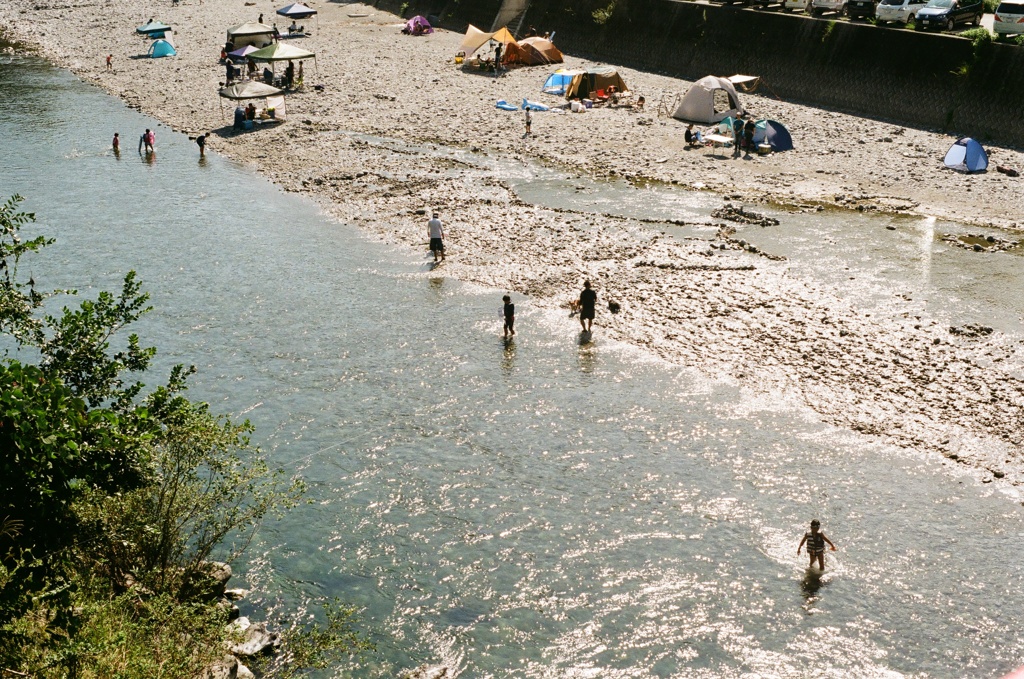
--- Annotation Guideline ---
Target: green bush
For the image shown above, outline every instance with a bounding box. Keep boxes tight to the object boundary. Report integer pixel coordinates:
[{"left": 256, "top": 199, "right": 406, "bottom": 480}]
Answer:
[
  {"left": 0, "top": 195, "right": 367, "bottom": 676},
  {"left": 960, "top": 26, "right": 994, "bottom": 46}
]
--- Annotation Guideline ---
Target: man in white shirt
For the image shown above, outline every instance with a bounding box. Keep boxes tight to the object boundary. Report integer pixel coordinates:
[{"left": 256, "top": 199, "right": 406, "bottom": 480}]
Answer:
[{"left": 427, "top": 212, "right": 445, "bottom": 262}]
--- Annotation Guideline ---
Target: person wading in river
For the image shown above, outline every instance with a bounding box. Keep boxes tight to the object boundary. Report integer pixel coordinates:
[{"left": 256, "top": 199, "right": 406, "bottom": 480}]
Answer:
[
  {"left": 427, "top": 212, "right": 445, "bottom": 262},
  {"left": 578, "top": 280, "right": 596, "bottom": 332},
  {"left": 797, "top": 519, "right": 837, "bottom": 571}
]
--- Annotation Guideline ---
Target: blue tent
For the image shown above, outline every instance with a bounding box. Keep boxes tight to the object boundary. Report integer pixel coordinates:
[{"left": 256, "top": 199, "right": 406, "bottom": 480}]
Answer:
[
  {"left": 148, "top": 39, "right": 177, "bottom": 58},
  {"left": 944, "top": 137, "right": 988, "bottom": 173},
  {"left": 759, "top": 119, "right": 794, "bottom": 152},
  {"left": 541, "top": 69, "right": 581, "bottom": 96}
]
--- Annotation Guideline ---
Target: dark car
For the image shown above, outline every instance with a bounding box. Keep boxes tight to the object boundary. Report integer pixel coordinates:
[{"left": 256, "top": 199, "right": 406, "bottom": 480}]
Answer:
[
  {"left": 914, "top": 0, "right": 983, "bottom": 29},
  {"left": 847, "top": 0, "right": 878, "bottom": 17}
]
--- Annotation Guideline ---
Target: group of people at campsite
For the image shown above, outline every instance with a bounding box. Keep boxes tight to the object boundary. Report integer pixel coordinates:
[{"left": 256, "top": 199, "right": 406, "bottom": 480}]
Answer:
[{"left": 685, "top": 115, "right": 761, "bottom": 157}]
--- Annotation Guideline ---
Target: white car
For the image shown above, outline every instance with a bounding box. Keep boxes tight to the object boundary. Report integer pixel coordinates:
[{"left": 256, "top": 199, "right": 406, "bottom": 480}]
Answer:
[
  {"left": 876, "top": 0, "right": 927, "bottom": 23},
  {"left": 811, "top": 0, "right": 848, "bottom": 15},
  {"left": 784, "top": 0, "right": 813, "bottom": 12},
  {"left": 994, "top": 0, "right": 1024, "bottom": 37}
]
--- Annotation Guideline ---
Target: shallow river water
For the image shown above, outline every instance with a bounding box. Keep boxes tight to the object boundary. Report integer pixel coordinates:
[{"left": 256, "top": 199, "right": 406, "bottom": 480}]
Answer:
[{"left": 3, "top": 57, "right": 1024, "bottom": 678}]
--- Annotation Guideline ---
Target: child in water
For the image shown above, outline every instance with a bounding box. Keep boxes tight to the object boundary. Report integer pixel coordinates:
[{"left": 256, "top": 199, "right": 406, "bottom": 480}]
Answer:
[
  {"left": 797, "top": 519, "right": 836, "bottom": 570},
  {"left": 502, "top": 294, "right": 515, "bottom": 338}
]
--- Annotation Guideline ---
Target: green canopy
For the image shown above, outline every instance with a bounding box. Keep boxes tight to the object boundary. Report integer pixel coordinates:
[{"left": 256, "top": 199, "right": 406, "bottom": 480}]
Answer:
[{"left": 248, "top": 42, "right": 315, "bottom": 61}]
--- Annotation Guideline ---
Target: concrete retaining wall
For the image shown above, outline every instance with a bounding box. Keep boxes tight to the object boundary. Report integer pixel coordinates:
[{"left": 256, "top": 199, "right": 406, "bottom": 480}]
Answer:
[{"left": 374, "top": 0, "right": 1024, "bottom": 145}]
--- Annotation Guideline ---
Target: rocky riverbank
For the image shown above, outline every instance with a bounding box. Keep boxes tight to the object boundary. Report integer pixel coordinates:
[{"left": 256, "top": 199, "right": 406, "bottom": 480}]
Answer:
[{"left": 1, "top": 0, "right": 1022, "bottom": 493}]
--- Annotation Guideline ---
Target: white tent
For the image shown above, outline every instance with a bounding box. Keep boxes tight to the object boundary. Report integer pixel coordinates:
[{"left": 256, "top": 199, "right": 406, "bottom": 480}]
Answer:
[{"left": 672, "top": 75, "right": 744, "bottom": 123}]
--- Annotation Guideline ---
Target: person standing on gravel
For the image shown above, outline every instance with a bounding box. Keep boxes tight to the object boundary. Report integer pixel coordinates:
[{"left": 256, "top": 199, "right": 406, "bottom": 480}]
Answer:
[
  {"left": 578, "top": 280, "right": 597, "bottom": 332},
  {"left": 732, "top": 116, "right": 744, "bottom": 158},
  {"left": 524, "top": 107, "right": 533, "bottom": 136},
  {"left": 427, "top": 212, "right": 445, "bottom": 262},
  {"left": 494, "top": 41, "right": 503, "bottom": 76}
]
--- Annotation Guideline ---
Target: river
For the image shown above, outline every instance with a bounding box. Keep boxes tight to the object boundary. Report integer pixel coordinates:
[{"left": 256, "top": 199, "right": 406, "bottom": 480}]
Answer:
[{"left": 2, "top": 54, "right": 1023, "bottom": 678}]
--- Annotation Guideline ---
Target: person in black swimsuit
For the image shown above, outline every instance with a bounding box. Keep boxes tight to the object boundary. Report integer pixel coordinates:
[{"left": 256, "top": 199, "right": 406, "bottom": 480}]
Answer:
[
  {"left": 578, "top": 280, "right": 597, "bottom": 332},
  {"left": 797, "top": 519, "right": 837, "bottom": 570}
]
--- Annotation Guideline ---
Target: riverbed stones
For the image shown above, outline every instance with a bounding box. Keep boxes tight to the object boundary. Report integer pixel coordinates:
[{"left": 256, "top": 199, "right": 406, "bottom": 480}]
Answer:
[{"left": 227, "top": 617, "right": 282, "bottom": 657}]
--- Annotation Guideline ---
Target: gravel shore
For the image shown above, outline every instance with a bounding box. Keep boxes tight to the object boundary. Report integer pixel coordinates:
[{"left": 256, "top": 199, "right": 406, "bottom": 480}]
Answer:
[{"left": 2, "top": 0, "right": 1023, "bottom": 493}]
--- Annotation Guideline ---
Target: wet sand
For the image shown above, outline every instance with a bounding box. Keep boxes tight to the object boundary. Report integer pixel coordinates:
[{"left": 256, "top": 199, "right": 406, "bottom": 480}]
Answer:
[{"left": 2, "top": 0, "right": 1023, "bottom": 491}]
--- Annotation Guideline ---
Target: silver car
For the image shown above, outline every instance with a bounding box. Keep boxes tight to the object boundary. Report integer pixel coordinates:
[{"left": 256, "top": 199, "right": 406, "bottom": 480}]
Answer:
[{"left": 876, "top": 0, "right": 927, "bottom": 23}]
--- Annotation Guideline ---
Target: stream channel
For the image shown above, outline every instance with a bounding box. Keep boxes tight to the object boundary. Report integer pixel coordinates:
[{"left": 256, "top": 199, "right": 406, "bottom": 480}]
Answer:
[{"left": 2, "top": 55, "right": 1024, "bottom": 678}]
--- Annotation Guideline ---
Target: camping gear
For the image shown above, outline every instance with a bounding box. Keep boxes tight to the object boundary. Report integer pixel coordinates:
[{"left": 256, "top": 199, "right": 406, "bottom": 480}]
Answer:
[
  {"left": 136, "top": 20, "right": 171, "bottom": 38},
  {"left": 522, "top": 98, "right": 549, "bottom": 111},
  {"left": 147, "top": 39, "right": 176, "bottom": 58},
  {"left": 276, "top": 2, "right": 317, "bottom": 18},
  {"left": 454, "top": 51, "right": 465, "bottom": 64},
  {"left": 517, "top": 37, "right": 562, "bottom": 65},
  {"left": 757, "top": 143, "right": 772, "bottom": 156},
  {"left": 542, "top": 69, "right": 582, "bottom": 95},
  {"left": 943, "top": 137, "right": 988, "bottom": 173},
  {"left": 562, "top": 67, "right": 628, "bottom": 99},
  {"left": 673, "top": 75, "right": 744, "bottom": 123},
  {"left": 403, "top": 15, "right": 433, "bottom": 35},
  {"left": 496, "top": 100, "right": 518, "bottom": 111}
]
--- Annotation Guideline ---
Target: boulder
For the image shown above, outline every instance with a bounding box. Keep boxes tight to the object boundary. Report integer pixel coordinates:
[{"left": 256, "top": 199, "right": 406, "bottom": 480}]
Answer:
[{"left": 226, "top": 617, "right": 281, "bottom": 657}]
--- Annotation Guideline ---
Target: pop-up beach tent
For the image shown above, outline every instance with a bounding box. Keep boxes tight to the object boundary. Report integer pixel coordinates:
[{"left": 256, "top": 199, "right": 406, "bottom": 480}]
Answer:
[
  {"left": 136, "top": 19, "right": 171, "bottom": 38},
  {"left": 753, "top": 119, "right": 794, "bottom": 151},
  {"left": 147, "top": 39, "right": 176, "bottom": 58},
  {"left": 227, "top": 22, "right": 276, "bottom": 48},
  {"left": 943, "top": 137, "right": 988, "bottom": 173},
  {"left": 518, "top": 37, "right": 562, "bottom": 65},
  {"left": 542, "top": 69, "right": 582, "bottom": 95},
  {"left": 403, "top": 15, "right": 433, "bottom": 35},
  {"left": 562, "top": 66, "right": 628, "bottom": 99},
  {"left": 673, "top": 75, "right": 744, "bottom": 123}
]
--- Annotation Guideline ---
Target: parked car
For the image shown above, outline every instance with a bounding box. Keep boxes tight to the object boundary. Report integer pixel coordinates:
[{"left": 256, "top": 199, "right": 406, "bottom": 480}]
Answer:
[
  {"left": 993, "top": 0, "right": 1024, "bottom": 37},
  {"left": 783, "top": 0, "right": 813, "bottom": 11},
  {"left": 847, "top": 0, "right": 878, "bottom": 17},
  {"left": 811, "top": 0, "right": 848, "bottom": 15},
  {"left": 914, "top": 0, "right": 983, "bottom": 30},
  {"left": 875, "top": 0, "right": 928, "bottom": 23}
]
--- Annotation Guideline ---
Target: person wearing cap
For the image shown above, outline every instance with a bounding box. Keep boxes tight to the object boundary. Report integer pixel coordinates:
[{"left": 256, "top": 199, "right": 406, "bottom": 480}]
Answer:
[
  {"left": 427, "top": 212, "right": 445, "bottom": 262},
  {"left": 797, "top": 519, "right": 837, "bottom": 570},
  {"left": 578, "top": 280, "right": 597, "bottom": 332}
]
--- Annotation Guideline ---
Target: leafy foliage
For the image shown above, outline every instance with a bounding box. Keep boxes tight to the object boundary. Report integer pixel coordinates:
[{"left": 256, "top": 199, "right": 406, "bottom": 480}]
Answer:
[{"left": 0, "top": 195, "right": 368, "bottom": 675}]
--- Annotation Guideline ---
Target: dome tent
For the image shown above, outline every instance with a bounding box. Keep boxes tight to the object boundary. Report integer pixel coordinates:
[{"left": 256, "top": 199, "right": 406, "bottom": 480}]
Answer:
[
  {"left": 148, "top": 39, "right": 176, "bottom": 58},
  {"left": 943, "top": 137, "right": 988, "bottom": 173},
  {"left": 673, "top": 75, "right": 744, "bottom": 124}
]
